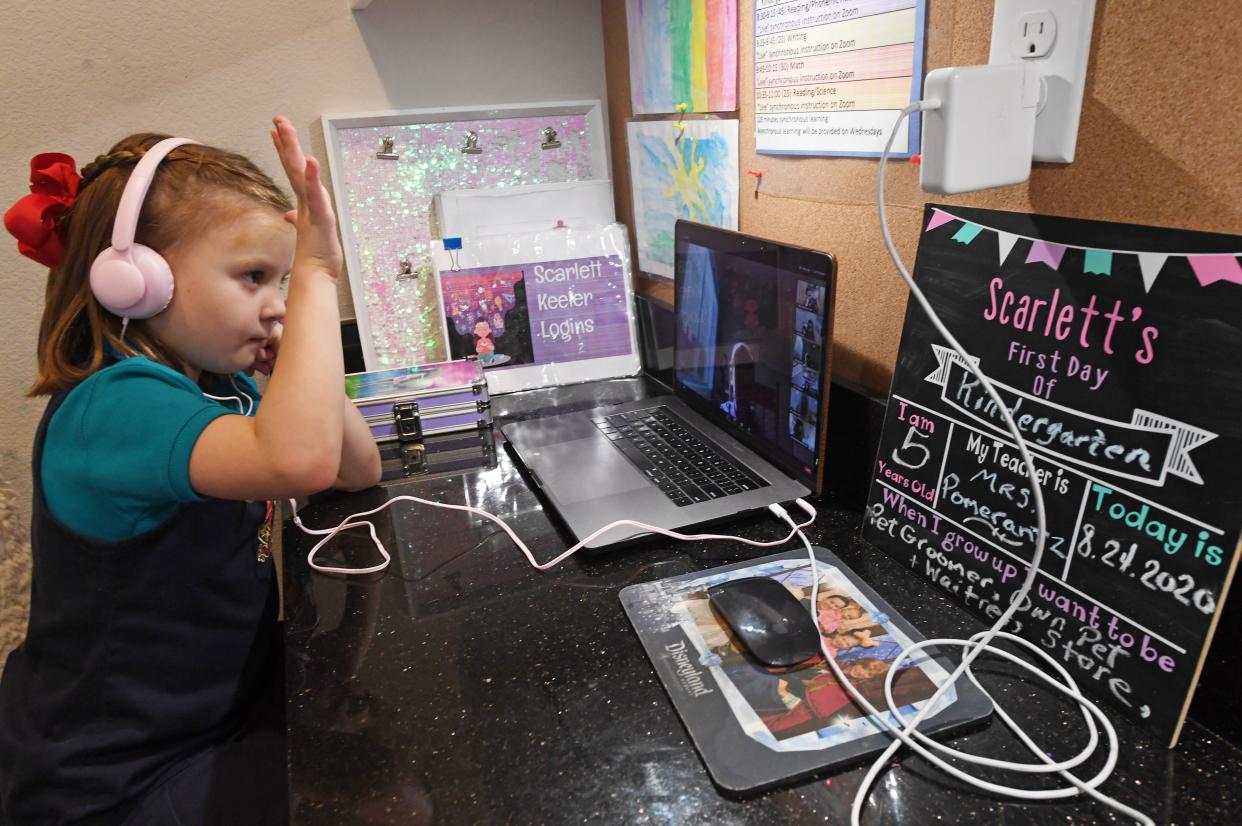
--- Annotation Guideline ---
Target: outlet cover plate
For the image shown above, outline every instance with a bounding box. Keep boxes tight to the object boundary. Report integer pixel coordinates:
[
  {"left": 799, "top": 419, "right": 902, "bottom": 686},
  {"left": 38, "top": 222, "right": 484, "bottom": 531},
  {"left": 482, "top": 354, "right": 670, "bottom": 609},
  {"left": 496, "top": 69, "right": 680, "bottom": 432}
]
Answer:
[{"left": 990, "top": 0, "right": 1096, "bottom": 163}]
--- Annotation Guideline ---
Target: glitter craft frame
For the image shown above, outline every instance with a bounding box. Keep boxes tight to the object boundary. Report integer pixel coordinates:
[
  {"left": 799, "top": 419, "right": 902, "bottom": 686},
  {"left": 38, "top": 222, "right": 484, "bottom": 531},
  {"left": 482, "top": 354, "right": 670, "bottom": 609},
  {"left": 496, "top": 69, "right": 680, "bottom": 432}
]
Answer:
[{"left": 322, "top": 101, "right": 609, "bottom": 371}]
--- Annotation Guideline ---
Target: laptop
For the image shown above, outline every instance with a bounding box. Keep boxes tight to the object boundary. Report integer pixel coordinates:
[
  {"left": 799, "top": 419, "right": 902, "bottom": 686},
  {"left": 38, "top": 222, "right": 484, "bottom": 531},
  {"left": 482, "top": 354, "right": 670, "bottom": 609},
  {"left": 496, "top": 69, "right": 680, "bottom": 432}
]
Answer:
[{"left": 502, "top": 220, "right": 836, "bottom": 549}]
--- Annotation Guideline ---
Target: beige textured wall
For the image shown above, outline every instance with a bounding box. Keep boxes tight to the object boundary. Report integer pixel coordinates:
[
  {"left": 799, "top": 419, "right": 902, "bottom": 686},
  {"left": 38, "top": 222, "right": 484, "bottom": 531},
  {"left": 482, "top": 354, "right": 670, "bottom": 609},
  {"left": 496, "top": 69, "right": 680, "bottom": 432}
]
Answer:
[
  {"left": 0, "top": 0, "right": 608, "bottom": 653},
  {"left": 604, "top": 0, "right": 1242, "bottom": 392}
]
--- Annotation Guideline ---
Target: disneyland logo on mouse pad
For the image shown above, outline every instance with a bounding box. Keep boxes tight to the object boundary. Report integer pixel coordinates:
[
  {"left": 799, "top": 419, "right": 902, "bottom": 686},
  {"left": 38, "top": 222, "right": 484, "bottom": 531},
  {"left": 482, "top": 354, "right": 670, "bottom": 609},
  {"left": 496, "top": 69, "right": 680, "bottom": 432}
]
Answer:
[{"left": 662, "top": 636, "right": 715, "bottom": 698}]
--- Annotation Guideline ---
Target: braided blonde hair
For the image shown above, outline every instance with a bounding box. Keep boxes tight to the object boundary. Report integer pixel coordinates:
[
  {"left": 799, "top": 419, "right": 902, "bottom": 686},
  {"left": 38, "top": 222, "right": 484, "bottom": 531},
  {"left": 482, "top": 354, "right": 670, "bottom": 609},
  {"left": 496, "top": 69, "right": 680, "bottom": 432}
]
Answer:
[{"left": 30, "top": 133, "right": 293, "bottom": 396}]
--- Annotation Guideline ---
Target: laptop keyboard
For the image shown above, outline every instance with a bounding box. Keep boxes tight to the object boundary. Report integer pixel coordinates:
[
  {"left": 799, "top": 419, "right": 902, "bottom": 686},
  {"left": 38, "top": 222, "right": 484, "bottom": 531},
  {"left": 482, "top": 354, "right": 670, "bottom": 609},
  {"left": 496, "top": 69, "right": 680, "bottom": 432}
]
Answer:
[{"left": 592, "top": 406, "right": 769, "bottom": 507}]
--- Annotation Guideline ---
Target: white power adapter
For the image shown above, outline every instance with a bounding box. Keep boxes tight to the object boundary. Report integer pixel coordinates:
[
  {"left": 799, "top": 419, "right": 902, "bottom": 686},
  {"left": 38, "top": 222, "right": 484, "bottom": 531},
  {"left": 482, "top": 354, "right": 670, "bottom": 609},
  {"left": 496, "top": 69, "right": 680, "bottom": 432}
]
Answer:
[{"left": 918, "top": 63, "right": 1041, "bottom": 195}]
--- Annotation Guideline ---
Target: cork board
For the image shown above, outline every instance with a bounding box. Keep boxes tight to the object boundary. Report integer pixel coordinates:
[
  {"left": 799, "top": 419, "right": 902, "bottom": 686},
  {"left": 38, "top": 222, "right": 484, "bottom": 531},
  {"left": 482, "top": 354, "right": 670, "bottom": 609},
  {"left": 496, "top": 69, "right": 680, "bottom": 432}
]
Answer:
[{"left": 603, "top": 0, "right": 1242, "bottom": 396}]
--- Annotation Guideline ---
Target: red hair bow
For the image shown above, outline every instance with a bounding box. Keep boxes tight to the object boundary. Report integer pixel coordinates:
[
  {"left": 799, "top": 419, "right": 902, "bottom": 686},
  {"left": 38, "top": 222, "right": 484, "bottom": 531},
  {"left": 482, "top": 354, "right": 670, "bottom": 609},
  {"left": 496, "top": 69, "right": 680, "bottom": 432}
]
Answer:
[{"left": 4, "top": 153, "right": 81, "bottom": 269}]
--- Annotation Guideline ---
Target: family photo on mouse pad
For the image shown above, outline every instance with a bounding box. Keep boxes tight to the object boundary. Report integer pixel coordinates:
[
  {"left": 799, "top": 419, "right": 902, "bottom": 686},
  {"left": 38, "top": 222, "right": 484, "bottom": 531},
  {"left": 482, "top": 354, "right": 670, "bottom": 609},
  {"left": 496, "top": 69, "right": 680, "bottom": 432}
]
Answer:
[{"left": 620, "top": 548, "right": 993, "bottom": 793}]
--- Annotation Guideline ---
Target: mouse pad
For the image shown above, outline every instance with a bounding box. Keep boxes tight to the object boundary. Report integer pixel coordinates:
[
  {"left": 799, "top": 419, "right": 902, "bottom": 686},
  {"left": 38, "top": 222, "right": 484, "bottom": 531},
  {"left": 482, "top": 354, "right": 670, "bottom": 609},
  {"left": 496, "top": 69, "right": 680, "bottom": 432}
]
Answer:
[{"left": 619, "top": 547, "right": 993, "bottom": 794}]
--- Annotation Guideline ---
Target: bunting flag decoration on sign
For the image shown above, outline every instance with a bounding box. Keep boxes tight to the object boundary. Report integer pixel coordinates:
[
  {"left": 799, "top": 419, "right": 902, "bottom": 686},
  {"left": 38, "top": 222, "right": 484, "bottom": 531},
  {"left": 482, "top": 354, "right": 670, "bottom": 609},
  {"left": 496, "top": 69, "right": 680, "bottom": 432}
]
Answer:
[
  {"left": 1083, "top": 249, "right": 1113, "bottom": 276},
  {"left": 996, "top": 231, "right": 1020, "bottom": 265},
  {"left": 1137, "top": 253, "right": 1168, "bottom": 292},
  {"left": 922, "top": 207, "right": 1242, "bottom": 292},
  {"left": 924, "top": 208, "right": 956, "bottom": 233},
  {"left": 951, "top": 222, "right": 984, "bottom": 244},
  {"left": 1025, "top": 240, "right": 1067, "bottom": 270},
  {"left": 1188, "top": 255, "right": 1242, "bottom": 287}
]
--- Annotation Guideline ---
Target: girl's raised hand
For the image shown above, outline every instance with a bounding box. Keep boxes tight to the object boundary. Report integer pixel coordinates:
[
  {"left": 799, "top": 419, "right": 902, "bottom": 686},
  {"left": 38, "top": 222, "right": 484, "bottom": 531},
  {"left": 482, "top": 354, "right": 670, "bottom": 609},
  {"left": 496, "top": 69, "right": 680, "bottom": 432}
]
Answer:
[{"left": 270, "top": 116, "right": 343, "bottom": 279}]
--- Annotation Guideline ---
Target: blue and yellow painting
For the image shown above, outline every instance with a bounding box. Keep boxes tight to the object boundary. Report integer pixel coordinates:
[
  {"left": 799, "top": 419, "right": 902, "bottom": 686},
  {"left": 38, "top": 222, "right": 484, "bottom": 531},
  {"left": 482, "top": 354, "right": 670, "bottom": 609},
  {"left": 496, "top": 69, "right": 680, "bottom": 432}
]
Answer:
[{"left": 627, "top": 119, "right": 739, "bottom": 279}]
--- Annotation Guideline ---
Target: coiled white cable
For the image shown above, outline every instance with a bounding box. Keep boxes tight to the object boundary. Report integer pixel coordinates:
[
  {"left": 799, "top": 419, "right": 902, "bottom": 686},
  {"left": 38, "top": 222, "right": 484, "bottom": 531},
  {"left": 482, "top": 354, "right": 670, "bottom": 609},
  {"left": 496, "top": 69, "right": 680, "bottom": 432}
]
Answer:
[
  {"left": 781, "top": 505, "right": 1150, "bottom": 824},
  {"left": 774, "top": 101, "right": 1150, "bottom": 825}
]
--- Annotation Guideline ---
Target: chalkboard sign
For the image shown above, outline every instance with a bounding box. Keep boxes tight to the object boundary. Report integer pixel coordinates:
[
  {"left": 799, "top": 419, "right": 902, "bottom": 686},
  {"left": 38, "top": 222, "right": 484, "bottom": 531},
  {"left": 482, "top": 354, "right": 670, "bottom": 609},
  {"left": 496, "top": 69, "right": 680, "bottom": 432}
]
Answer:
[{"left": 862, "top": 204, "right": 1242, "bottom": 747}]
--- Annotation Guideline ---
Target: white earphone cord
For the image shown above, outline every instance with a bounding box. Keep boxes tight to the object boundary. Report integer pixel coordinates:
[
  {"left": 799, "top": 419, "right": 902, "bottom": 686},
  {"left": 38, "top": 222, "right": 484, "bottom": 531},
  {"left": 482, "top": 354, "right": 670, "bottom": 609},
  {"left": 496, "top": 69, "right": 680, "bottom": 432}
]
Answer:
[
  {"left": 202, "top": 378, "right": 254, "bottom": 417},
  {"left": 289, "top": 494, "right": 818, "bottom": 576},
  {"left": 285, "top": 102, "right": 1151, "bottom": 824}
]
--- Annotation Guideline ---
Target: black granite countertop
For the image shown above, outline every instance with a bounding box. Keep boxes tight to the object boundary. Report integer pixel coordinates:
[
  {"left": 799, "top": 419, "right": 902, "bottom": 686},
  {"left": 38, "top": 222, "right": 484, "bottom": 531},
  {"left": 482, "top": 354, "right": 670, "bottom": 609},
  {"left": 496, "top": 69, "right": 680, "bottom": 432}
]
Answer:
[{"left": 282, "top": 377, "right": 1241, "bottom": 825}]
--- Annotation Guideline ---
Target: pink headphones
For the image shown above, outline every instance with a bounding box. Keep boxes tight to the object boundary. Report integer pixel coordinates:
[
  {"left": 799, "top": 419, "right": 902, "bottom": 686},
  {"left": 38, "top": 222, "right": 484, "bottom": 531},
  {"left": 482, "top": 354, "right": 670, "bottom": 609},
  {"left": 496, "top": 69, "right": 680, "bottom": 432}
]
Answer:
[{"left": 89, "top": 137, "right": 199, "bottom": 320}]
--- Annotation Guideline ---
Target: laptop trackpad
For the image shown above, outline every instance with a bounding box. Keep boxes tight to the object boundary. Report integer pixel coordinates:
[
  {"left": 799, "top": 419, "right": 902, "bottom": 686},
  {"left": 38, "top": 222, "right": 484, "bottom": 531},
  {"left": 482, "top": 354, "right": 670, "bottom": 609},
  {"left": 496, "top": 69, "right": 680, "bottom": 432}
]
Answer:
[{"left": 532, "top": 438, "right": 650, "bottom": 505}]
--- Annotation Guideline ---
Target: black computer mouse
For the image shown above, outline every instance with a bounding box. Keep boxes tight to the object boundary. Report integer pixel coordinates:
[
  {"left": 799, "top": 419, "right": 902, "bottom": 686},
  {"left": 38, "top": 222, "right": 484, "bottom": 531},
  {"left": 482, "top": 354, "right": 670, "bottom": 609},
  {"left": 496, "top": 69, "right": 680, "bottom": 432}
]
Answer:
[{"left": 707, "top": 577, "right": 822, "bottom": 668}]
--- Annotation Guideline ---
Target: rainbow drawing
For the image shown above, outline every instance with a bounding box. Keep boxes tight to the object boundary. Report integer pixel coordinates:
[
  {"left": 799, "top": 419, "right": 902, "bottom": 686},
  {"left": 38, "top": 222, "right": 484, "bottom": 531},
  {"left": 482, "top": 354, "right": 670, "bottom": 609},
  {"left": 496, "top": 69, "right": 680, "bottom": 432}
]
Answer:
[{"left": 627, "top": 0, "right": 738, "bottom": 115}]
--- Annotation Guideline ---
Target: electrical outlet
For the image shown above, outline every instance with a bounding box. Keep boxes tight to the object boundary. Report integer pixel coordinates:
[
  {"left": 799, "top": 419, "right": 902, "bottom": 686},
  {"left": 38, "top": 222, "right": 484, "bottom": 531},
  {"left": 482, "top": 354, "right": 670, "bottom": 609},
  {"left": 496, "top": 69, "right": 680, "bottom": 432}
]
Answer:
[
  {"left": 990, "top": 0, "right": 1096, "bottom": 163},
  {"left": 1014, "top": 10, "right": 1057, "bottom": 58}
]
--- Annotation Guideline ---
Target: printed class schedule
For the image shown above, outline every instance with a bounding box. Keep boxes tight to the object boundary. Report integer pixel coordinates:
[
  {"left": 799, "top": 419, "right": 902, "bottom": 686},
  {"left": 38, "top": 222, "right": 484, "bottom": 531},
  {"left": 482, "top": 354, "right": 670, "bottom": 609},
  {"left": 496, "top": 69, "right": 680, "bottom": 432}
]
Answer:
[
  {"left": 863, "top": 205, "right": 1242, "bottom": 747},
  {"left": 754, "top": 0, "right": 923, "bottom": 155}
]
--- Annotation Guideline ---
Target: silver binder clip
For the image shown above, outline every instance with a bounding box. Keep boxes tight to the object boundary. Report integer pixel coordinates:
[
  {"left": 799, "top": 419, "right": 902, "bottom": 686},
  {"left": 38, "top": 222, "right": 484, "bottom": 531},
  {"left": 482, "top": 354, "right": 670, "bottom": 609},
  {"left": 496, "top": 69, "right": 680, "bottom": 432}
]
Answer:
[
  {"left": 376, "top": 136, "right": 399, "bottom": 160},
  {"left": 540, "top": 127, "right": 561, "bottom": 150},
  {"left": 443, "top": 238, "right": 463, "bottom": 272},
  {"left": 461, "top": 131, "right": 482, "bottom": 155}
]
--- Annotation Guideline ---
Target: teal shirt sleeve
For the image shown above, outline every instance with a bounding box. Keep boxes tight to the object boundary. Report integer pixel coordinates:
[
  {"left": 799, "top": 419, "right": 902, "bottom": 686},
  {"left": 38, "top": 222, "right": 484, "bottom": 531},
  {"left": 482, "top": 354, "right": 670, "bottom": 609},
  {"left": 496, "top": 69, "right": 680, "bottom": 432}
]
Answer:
[{"left": 41, "top": 358, "right": 264, "bottom": 542}]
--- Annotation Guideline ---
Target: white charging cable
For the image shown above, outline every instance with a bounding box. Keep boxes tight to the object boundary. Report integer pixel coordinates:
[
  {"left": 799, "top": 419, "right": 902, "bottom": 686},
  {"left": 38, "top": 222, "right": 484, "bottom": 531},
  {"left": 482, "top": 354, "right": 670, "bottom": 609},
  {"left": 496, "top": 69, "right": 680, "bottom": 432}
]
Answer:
[
  {"left": 772, "top": 101, "right": 1149, "bottom": 826},
  {"left": 289, "top": 495, "right": 818, "bottom": 576},
  {"left": 778, "top": 502, "right": 1149, "bottom": 824}
]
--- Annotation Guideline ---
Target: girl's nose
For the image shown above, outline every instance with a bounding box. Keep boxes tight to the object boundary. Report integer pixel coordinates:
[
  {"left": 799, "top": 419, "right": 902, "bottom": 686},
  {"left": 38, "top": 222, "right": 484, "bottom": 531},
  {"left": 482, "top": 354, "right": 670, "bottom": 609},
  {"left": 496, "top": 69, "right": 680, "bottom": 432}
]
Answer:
[{"left": 263, "top": 292, "right": 287, "bottom": 320}]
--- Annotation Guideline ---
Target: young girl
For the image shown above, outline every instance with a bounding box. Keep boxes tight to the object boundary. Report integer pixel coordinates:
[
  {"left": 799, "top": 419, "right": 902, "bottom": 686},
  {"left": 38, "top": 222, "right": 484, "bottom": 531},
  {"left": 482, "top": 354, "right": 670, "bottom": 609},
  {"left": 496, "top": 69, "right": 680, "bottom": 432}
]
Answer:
[
  {"left": 814, "top": 592, "right": 865, "bottom": 634},
  {"left": 0, "top": 118, "right": 381, "bottom": 824}
]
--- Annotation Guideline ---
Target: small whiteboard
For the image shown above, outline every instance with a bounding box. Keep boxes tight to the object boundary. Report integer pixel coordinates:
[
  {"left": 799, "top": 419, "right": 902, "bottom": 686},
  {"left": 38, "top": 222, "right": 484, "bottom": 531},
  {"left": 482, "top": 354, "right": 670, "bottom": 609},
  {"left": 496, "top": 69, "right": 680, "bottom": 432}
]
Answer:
[{"left": 431, "top": 224, "right": 641, "bottom": 394}]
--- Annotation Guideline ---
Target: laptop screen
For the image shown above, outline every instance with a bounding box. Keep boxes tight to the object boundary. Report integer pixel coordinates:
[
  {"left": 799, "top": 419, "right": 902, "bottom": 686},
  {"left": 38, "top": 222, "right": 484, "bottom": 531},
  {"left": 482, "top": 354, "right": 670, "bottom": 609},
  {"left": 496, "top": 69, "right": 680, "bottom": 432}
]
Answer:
[{"left": 673, "top": 221, "right": 836, "bottom": 492}]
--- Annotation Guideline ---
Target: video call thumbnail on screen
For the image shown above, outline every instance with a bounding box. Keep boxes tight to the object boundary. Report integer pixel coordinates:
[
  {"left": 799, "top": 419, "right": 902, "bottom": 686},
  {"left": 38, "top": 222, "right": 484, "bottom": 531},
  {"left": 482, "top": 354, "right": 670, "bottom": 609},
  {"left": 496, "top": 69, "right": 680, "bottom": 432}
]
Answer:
[{"left": 676, "top": 242, "right": 826, "bottom": 467}]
